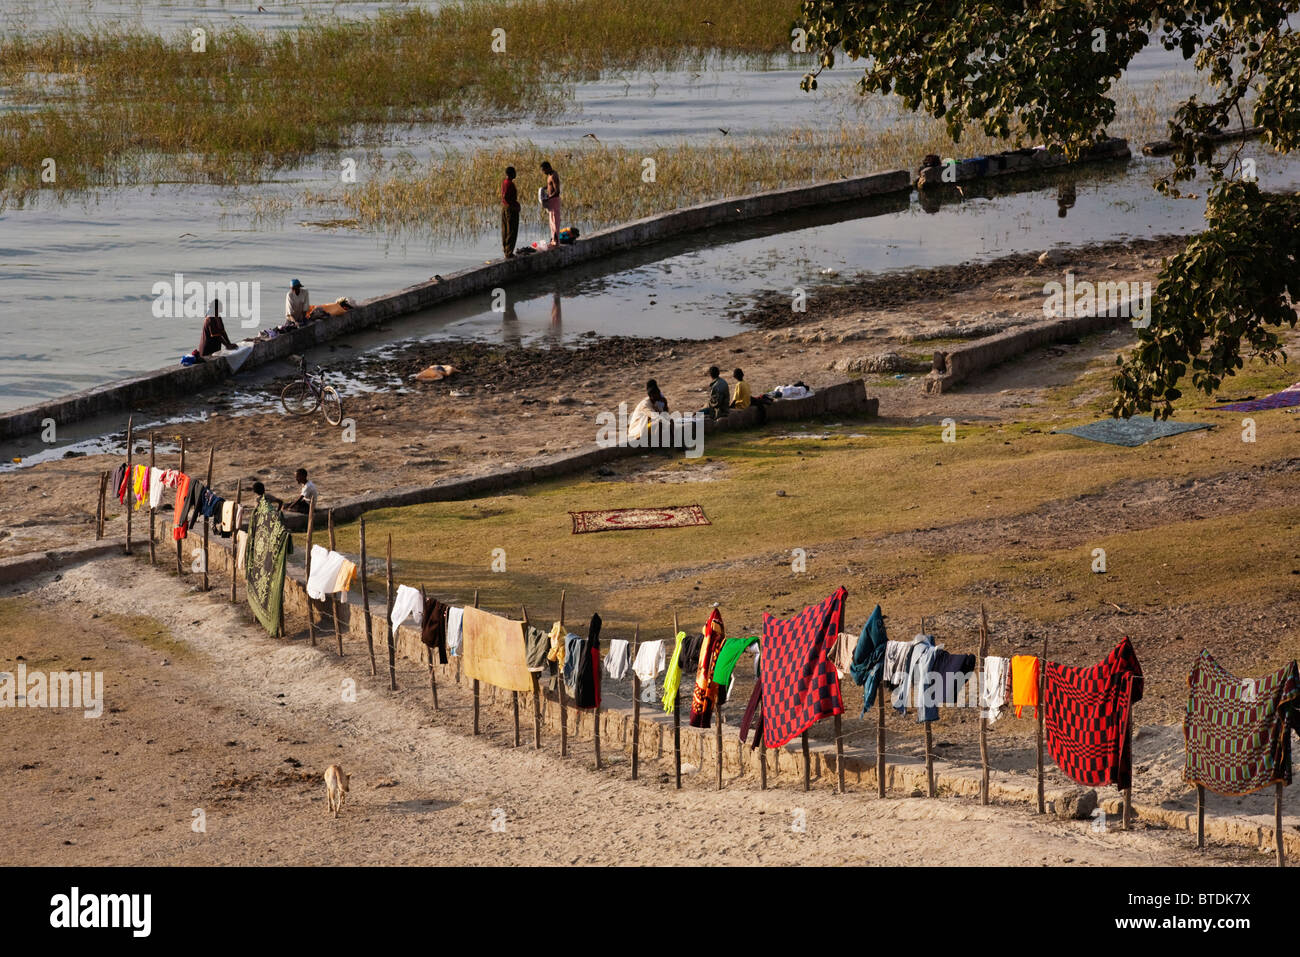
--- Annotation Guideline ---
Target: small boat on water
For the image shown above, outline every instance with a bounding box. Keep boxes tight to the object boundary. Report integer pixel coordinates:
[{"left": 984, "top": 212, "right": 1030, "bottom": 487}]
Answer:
[{"left": 915, "top": 137, "right": 1130, "bottom": 188}]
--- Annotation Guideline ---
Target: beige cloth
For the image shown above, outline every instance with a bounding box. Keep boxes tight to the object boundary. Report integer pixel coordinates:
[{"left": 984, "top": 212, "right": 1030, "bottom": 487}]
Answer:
[
  {"left": 832, "top": 631, "right": 857, "bottom": 677},
  {"left": 461, "top": 606, "right": 532, "bottom": 693}
]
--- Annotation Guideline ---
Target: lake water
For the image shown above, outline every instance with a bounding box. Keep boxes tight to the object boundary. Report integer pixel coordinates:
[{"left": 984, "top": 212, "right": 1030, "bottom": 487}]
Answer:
[{"left": 2, "top": 7, "right": 1283, "bottom": 414}]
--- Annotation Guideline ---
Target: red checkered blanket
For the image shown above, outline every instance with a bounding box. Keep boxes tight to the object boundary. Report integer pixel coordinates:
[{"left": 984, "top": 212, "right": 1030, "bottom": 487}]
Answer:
[
  {"left": 1045, "top": 637, "right": 1144, "bottom": 789},
  {"left": 757, "top": 587, "right": 846, "bottom": 749}
]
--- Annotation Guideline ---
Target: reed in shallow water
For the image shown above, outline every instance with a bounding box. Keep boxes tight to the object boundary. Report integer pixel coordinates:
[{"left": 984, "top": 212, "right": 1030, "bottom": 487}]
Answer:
[
  {"left": 304, "top": 84, "right": 1194, "bottom": 242},
  {"left": 0, "top": 0, "right": 802, "bottom": 195}
]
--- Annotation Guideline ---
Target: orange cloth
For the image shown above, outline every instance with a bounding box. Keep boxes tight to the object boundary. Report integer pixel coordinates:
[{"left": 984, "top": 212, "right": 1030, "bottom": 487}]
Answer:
[
  {"left": 1011, "top": 654, "right": 1040, "bottom": 718},
  {"left": 171, "top": 473, "right": 191, "bottom": 542}
]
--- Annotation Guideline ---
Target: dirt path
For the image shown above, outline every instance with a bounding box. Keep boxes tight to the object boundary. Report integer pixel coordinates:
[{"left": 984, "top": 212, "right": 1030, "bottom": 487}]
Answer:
[{"left": 0, "top": 558, "right": 1259, "bottom": 866}]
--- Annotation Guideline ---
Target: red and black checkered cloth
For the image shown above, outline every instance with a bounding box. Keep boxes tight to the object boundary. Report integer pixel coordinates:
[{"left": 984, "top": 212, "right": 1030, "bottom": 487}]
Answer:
[
  {"left": 1045, "top": 637, "right": 1144, "bottom": 789},
  {"left": 758, "top": 587, "right": 846, "bottom": 749}
]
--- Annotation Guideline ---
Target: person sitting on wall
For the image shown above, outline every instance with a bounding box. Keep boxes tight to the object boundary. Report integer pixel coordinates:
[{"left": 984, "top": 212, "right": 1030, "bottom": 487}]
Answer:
[
  {"left": 731, "top": 367, "right": 770, "bottom": 424},
  {"left": 284, "top": 468, "right": 318, "bottom": 514},
  {"left": 285, "top": 278, "right": 311, "bottom": 326},
  {"left": 198, "top": 299, "right": 235, "bottom": 357},
  {"left": 700, "top": 365, "right": 730, "bottom": 420}
]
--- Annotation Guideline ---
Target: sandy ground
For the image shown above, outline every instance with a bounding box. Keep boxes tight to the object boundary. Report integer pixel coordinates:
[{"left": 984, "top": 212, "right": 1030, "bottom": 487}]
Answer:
[
  {"left": 0, "top": 235, "right": 1188, "bottom": 559},
  {"left": 0, "top": 557, "right": 1263, "bottom": 866}
]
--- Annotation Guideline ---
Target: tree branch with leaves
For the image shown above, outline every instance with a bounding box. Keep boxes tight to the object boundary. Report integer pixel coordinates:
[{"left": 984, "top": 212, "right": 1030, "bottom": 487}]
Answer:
[{"left": 799, "top": 1, "right": 1299, "bottom": 417}]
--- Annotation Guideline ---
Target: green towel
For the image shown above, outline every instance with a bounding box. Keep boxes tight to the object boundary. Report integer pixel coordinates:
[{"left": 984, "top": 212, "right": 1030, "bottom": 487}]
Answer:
[{"left": 713, "top": 636, "right": 760, "bottom": 687}]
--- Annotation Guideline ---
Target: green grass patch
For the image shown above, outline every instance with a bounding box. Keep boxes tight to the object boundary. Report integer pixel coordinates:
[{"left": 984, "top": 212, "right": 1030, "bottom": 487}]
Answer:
[
  {"left": 346, "top": 389, "right": 1289, "bottom": 636},
  {"left": 98, "top": 612, "right": 198, "bottom": 662}
]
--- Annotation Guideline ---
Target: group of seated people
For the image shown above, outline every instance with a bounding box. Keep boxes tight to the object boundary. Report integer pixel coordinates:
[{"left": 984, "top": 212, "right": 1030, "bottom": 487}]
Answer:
[
  {"left": 197, "top": 279, "right": 355, "bottom": 357},
  {"left": 703, "top": 365, "right": 771, "bottom": 423},
  {"left": 627, "top": 365, "right": 776, "bottom": 447}
]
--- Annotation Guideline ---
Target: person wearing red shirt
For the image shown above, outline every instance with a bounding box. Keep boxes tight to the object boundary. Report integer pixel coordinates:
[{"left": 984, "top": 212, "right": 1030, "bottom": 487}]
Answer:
[{"left": 500, "top": 166, "right": 520, "bottom": 259}]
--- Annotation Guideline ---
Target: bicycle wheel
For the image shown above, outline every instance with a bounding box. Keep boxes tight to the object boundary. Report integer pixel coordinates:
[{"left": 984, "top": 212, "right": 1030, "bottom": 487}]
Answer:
[
  {"left": 321, "top": 386, "right": 344, "bottom": 426},
  {"left": 281, "top": 380, "right": 318, "bottom": 416}
]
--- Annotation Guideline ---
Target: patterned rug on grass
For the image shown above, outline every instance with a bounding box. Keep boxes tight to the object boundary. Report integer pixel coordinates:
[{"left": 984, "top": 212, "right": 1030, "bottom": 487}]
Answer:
[
  {"left": 569, "top": 505, "right": 710, "bottom": 534},
  {"left": 1210, "top": 383, "right": 1300, "bottom": 413},
  {"left": 1053, "top": 417, "right": 1212, "bottom": 447}
]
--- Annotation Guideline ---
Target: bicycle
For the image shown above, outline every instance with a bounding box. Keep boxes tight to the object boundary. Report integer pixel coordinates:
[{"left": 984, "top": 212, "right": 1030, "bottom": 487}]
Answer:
[{"left": 280, "top": 357, "right": 344, "bottom": 426}]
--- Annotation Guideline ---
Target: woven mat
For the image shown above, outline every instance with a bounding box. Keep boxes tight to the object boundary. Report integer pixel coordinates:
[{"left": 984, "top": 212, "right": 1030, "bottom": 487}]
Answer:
[{"left": 569, "top": 505, "right": 710, "bottom": 534}]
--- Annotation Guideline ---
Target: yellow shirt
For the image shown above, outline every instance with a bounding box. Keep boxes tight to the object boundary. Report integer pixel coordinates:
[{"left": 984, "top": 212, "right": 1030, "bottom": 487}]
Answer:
[{"left": 732, "top": 380, "right": 751, "bottom": 409}]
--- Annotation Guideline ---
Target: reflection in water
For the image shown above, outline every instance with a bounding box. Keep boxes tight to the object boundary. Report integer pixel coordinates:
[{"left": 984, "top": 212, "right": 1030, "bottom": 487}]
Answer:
[
  {"left": 501, "top": 294, "right": 521, "bottom": 347},
  {"left": 1057, "top": 181, "right": 1078, "bottom": 218},
  {"left": 548, "top": 289, "right": 563, "bottom": 340}
]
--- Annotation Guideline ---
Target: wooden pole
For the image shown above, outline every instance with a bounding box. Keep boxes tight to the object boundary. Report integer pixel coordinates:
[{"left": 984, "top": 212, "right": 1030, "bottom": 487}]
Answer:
[
  {"left": 714, "top": 701, "right": 723, "bottom": 790},
  {"left": 631, "top": 624, "right": 641, "bottom": 781},
  {"left": 802, "top": 731, "right": 811, "bottom": 791},
  {"left": 559, "top": 589, "right": 568, "bottom": 758},
  {"left": 672, "top": 610, "right": 681, "bottom": 789},
  {"left": 304, "top": 501, "right": 316, "bottom": 646},
  {"left": 834, "top": 712, "right": 845, "bottom": 794},
  {"left": 593, "top": 622, "right": 602, "bottom": 771},
  {"left": 1122, "top": 713, "right": 1133, "bottom": 830},
  {"left": 523, "top": 604, "right": 540, "bottom": 748},
  {"left": 1037, "top": 635, "right": 1047, "bottom": 815},
  {"left": 759, "top": 740, "right": 767, "bottom": 790},
  {"left": 1276, "top": 783, "right": 1285, "bottom": 867},
  {"left": 385, "top": 534, "right": 397, "bottom": 691},
  {"left": 877, "top": 679, "right": 887, "bottom": 797},
  {"left": 148, "top": 433, "right": 156, "bottom": 564},
  {"left": 359, "top": 518, "right": 375, "bottom": 676},
  {"left": 201, "top": 447, "right": 213, "bottom": 591},
  {"left": 472, "top": 589, "right": 480, "bottom": 735},
  {"left": 230, "top": 480, "right": 242, "bottom": 604},
  {"left": 175, "top": 436, "right": 185, "bottom": 575},
  {"left": 924, "top": 719, "right": 936, "bottom": 797},
  {"left": 124, "top": 417, "right": 133, "bottom": 554},
  {"left": 328, "top": 510, "right": 342, "bottom": 656},
  {"left": 96, "top": 470, "right": 107, "bottom": 539},
  {"left": 978, "top": 604, "right": 990, "bottom": 806},
  {"left": 1196, "top": 784, "right": 1205, "bottom": 848}
]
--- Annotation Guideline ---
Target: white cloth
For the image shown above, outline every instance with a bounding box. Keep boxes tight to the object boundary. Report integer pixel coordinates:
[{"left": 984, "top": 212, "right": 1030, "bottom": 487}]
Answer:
[
  {"left": 148, "top": 467, "right": 166, "bottom": 509},
  {"left": 633, "top": 640, "right": 666, "bottom": 682},
  {"left": 626, "top": 397, "right": 667, "bottom": 441},
  {"left": 604, "top": 639, "right": 630, "bottom": 680},
  {"left": 446, "top": 606, "right": 464, "bottom": 656},
  {"left": 216, "top": 344, "right": 253, "bottom": 373},
  {"left": 635, "top": 639, "right": 667, "bottom": 702},
  {"left": 981, "top": 655, "right": 1011, "bottom": 725},
  {"left": 300, "top": 480, "right": 318, "bottom": 506},
  {"left": 307, "top": 545, "right": 348, "bottom": 601},
  {"left": 389, "top": 584, "right": 422, "bottom": 631},
  {"left": 773, "top": 384, "right": 812, "bottom": 399},
  {"left": 234, "top": 530, "right": 248, "bottom": 574}
]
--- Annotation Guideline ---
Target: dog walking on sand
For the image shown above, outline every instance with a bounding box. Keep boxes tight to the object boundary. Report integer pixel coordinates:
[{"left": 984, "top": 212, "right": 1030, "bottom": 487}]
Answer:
[{"left": 325, "top": 764, "right": 350, "bottom": 818}]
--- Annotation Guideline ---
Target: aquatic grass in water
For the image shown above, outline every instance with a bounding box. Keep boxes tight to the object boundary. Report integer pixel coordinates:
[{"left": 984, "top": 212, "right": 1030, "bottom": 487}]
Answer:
[
  {"left": 0, "top": 0, "right": 802, "bottom": 196},
  {"left": 307, "top": 87, "right": 1197, "bottom": 242}
]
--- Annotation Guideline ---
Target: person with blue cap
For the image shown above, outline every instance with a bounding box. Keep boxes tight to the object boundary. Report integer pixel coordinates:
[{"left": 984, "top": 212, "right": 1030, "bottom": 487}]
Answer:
[{"left": 285, "top": 278, "right": 311, "bottom": 326}]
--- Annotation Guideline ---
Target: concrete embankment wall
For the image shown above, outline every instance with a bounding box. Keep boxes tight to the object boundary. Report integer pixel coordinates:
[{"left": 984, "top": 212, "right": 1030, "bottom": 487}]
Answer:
[
  {"left": 0, "top": 170, "right": 910, "bottom": 442},
  {"left": 924, "top": 297, "right": 1143, "bottom": 394},
  {"left": 322, "top": 378, "right": 876, "bottom": 522}
]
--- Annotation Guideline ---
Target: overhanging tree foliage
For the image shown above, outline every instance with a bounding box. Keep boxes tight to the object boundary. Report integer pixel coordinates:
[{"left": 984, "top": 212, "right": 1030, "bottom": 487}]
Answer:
[{"left": 798, "top": 2, "right": 1300, "bottom": 418}]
